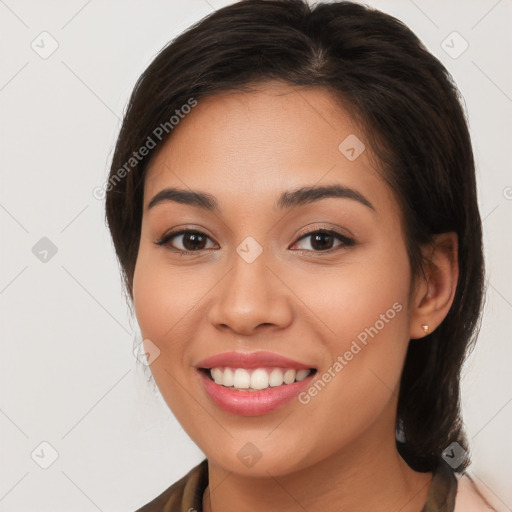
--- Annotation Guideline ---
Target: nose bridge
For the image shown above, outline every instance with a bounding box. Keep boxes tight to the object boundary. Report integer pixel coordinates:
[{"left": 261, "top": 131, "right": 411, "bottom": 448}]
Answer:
[{"left": 208, "top": 237, "right": 293, "bottom": 333}]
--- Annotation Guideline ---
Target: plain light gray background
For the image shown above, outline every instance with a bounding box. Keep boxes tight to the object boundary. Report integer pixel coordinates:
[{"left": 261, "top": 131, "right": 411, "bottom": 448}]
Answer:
[{"left": 1, "top": 1, "right": 511, "bottom": 510}]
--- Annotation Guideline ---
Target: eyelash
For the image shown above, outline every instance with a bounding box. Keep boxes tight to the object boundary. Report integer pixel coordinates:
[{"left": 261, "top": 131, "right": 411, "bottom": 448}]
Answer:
[{"left": 154, "top": 227, "right": 355, "bottom": 256}]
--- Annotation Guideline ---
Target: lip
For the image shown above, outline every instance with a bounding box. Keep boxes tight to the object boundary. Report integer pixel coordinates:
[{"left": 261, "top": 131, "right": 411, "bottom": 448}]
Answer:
[
  {"left": 194, "top": 351, "right": 317, "bottom": 416},
  {"left": 195, "top": 351, "right": 314, "bottom": 370},
  {"left": 197, "top": 368, "right": 316, "bottom": 416}
]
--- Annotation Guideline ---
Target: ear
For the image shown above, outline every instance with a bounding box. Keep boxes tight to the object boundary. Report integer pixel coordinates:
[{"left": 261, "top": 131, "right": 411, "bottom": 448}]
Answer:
[{"left": 409, "top": 232, "right": 459, "bottom": 340}]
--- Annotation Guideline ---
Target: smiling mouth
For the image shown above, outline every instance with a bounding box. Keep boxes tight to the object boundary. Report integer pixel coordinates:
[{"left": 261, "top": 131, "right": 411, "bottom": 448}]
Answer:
[{"left": 200, "top": 367, "right": 318, "bottom": 391}]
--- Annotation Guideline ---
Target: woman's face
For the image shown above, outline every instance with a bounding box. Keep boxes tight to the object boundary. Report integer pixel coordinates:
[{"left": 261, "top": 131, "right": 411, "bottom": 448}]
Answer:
[{"left": 133, "top": 82, "right": 417, "bottom": 476}]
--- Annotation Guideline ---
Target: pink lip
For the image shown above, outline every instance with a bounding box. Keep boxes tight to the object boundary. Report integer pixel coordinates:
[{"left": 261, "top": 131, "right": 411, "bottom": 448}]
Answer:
[
  {"left": 197, "top": 369, "right": 316, "bottom": 416},
  {"left": 195, "top": 351, "right": 314, "bottom": 370}
]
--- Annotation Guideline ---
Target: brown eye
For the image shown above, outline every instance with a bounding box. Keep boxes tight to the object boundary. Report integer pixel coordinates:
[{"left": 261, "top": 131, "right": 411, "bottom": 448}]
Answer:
[
  {"left": 293, "top": 230, "right": 354, "bottom": 252},
  {"left": 156, "top": 230, "right": 216, "bottom": 252},
  {"left": 179, "top": 232, "right": 208, "bottom": 251}
]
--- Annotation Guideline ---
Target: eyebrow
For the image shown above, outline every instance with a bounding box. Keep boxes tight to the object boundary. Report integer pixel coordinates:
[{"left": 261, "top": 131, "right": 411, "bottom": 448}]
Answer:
[{"left": 147, "top": 184, "right": 375, "bottom": 212}]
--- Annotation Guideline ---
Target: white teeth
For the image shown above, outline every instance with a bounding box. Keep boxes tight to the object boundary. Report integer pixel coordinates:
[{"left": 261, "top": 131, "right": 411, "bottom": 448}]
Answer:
[
  {"left": 250, "top": 368, "right": 269, "bottom": 390},
  {"left": 211, "top": 367, "right": 223, "bottom": 384},
  {"left": 269, "top": 368, "right": 284, "bottom": 387},
  {"left": 233, "top": 368, "right": 250, "bottom": 389},
  {"left": 222, "top": 367, "right": 234, "bottom": 387},
  {"left": 208, "top": 367, "right": 312, "bottom": 390},
  {"left": 283, "top": 369, "right": 296, "bottom": 384},
  {"left": 296, "top": 369, "right": 310, "bottom": 381}
]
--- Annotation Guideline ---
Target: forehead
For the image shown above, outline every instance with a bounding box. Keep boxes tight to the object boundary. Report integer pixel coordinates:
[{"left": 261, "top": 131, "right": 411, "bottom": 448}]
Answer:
[{"left": 143, "top": 82, "right": 390, "bottom": 214}]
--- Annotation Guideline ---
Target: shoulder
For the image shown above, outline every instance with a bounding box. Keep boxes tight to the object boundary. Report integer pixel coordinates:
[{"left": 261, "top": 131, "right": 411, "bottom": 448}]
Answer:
[
  {"left": 133, "top": 458, "right": 208, "bottom": 512},
  {"left": 454, "top": 472, "right": 499, "bottom": 512}
]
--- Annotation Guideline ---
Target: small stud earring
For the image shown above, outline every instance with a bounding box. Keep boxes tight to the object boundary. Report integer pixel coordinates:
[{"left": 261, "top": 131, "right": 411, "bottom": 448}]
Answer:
[{"left": 422, "top": 324, "right": 429, "bottom": 333}]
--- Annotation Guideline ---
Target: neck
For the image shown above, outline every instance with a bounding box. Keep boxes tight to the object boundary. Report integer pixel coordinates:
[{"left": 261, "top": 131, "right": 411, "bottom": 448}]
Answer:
[{"left": 203, "top": 425, "right": 432, "bottom": 512}]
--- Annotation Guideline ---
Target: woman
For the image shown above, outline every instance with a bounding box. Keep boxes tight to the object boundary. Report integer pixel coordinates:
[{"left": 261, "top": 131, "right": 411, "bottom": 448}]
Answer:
[{"left": 105, "top": 1, "right": 494, "bottom": 510}]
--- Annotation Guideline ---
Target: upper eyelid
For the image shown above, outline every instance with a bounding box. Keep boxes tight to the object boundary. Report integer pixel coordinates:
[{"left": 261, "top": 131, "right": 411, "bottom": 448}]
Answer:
[
  {"left": 157, "top": 229, "right": 218, "bottom": 248},
  {"left": 292, "top": 229, "right": 354, "bottom": 249},
  {"left": 294, "top": 225, "right": 353, "bottom": 242}
]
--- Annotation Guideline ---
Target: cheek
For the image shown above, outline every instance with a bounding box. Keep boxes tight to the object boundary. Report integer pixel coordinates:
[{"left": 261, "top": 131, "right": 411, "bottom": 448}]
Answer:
[
  {"left": 133, "top": 247, "right": 207, "bottom": 342},
  {"left": 288, "top": 245, "right": 411, "bottom": 350},
  {"left": 288, "top": 245, "right": 412, "bottom": 408},
  {"left": 132, "top": 247, "right": 221, "bottom": 416},
  {"left": 132, "top": 259, "right": 189, "bottom": 425},
  {"left": 280, "top": 253, "right": 412, "bottom": 462}
]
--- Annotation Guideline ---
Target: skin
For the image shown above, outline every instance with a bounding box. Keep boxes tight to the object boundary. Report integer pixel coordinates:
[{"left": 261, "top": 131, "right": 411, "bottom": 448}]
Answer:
[{"left": 132, "top": 81, "right": 459, "bottom": 512}]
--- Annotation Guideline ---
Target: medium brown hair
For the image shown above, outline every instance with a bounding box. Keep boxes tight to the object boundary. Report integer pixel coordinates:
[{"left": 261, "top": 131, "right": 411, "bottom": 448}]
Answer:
[{"left": 105, "top": 0, "right": 485, "bottom": 472}]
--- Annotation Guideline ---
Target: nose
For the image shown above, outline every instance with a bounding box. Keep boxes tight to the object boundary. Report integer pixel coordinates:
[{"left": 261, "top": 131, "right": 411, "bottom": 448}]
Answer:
[{"left": 207, "top": 248, "right": 294, "bottom": 336}]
